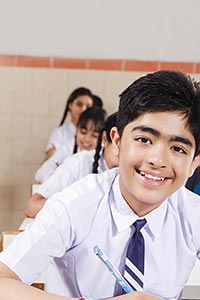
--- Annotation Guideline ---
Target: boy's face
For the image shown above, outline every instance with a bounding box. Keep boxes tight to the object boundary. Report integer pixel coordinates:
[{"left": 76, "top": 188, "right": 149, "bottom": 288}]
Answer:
[{"left": 112, "top": 111, "right": 200, "bottom": 217}]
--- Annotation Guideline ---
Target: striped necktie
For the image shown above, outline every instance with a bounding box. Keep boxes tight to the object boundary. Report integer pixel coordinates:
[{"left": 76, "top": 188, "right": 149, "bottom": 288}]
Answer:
[{"left": 124, "top": 218, "right": 146, "bottom": 291}]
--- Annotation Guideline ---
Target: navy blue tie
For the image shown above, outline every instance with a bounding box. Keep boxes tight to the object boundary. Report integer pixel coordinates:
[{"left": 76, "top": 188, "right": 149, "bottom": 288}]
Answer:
[{"left": 124, "top": 219, "right": 146, "bottom": 291}]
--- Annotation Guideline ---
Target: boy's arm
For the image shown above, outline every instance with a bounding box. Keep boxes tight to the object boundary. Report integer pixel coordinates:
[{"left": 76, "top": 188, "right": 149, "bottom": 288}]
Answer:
[
  {"left": 0, "top": 262, "right": 161, "bottom": 300},
  {"left": 24, "top": 193, "right": 47, "bottom": 218},
  {"left": 112, "top": 292, "right": 161, "bottom": 300},
  {"left": 0, "top": 262, "right": 73, "bottom": 300}
]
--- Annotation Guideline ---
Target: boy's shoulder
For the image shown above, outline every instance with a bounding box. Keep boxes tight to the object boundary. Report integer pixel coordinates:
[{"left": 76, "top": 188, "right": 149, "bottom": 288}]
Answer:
[
  {"left": 169, "top": 185, "right": 200, "bottom": 216},
  {"left": 168, "top": 187, "right": 200, "bottom": 240},
  {"left": 171, "top": 185, "right": 200, "bottom": 201}
]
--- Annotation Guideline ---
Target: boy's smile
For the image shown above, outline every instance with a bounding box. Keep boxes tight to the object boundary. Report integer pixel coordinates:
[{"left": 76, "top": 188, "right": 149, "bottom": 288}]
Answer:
[{"left": 112, "top": 111, "right": 200, "bottom": 216}]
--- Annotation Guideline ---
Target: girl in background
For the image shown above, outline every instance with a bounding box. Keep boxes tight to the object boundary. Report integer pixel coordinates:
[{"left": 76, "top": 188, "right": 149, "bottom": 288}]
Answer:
[
  {"left": 25, "top": 112, "right": 118, "bottom": 217},
  {"left": 35, "top": 107, "right": 106, "bottom": 183},
  {"left": 45, "top": 87, "right": 94, "bottom": 160}
]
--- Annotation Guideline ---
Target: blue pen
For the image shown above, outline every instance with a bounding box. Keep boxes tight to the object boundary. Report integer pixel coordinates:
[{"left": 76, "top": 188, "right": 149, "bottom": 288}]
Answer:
[{"left": 93, "top": 245, "right": 133, "bottom": 293}]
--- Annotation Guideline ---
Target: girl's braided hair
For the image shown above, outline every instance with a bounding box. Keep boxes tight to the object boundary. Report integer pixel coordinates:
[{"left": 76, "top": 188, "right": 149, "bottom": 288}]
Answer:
[{"left": 92, "top": 112, "right": 117, "bottom": 173}]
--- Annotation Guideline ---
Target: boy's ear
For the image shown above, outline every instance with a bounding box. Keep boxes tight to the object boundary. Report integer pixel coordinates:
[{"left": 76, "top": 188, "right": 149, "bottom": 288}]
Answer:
[
  {"left": 110, "top": 127, "right": 121, "bottom": 156},
  {"left": 189, "top": 154, "right": 200, "bottom": 177}
]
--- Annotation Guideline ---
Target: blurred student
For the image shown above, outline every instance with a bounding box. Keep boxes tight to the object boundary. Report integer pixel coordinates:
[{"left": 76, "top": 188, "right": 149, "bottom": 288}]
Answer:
[
  {"left": 45, "top": 87, "right": 94, "bottom": 160},
  {"left": 35, "top": 107, "right": 106, "bottom": 183},
  {"left": 25, "top": 113, "right": 118, "bottom": 217}
]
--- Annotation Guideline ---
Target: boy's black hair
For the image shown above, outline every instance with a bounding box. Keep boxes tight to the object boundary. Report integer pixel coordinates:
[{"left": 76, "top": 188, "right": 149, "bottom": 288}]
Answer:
[
  {"left": 117, "top": 70, "right": 200, "bottom": 156},
  {"left": 59, "top": 87, "right": 93, "bottom": 126},
  {"left": 92, "top": 112, "right": 117, "bottom": 173},
  {"left": 73, "top": 107, "right": 107, "bottom": 154}
]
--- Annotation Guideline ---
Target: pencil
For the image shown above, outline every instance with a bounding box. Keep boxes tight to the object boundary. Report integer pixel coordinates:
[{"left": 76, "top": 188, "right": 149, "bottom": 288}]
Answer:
[{"left": 93, "top": 245, "right": 133, "bottom": 293}]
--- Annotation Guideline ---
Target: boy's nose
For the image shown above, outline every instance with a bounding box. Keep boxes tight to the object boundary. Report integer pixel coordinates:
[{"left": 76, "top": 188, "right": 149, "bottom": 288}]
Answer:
[{"left": 147, "top": 145, "right": 168, "bottom": 168}]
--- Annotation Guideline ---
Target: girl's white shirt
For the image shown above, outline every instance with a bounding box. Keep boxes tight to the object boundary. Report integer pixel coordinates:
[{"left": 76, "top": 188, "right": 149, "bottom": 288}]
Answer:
[
  {"left": 45, "top": 121, "right": 76, "bottom": 152},
  {"left": 35, "top": 143, "right": 80, "bottom": 183},
  {"left": 36, "top": 149, "right": 108, "bottom": 198}
]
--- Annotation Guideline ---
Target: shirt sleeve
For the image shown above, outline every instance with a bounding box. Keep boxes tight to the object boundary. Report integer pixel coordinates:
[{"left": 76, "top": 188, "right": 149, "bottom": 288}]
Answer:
[
  {"left": 36, "top": 154, "right": 81, "bottom": 198},
  {"left": 45, "top": 127, "right": 63, "bottom": 152},
  {"left": 35, "top": 144, "right": 71, "bottom": 183},
  {"left": 0, "top": 198, "right": 73, "bottom": 284}
]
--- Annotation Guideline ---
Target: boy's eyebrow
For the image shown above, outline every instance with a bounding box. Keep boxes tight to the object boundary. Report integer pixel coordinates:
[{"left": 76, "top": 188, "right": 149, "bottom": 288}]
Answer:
[
  {"left": 132, "top": 126, "right": 193, "bottom": 148},
  {"left": 169, "top": 136, "right": 193, "bottom": 148},
  {"left": 132, "top": 126, "right": 161, "bottom": 137}
]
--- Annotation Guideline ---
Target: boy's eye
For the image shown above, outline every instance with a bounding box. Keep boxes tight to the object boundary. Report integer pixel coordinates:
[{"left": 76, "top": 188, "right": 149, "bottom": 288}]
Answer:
[
  {"left": 136, "top": 137, "right": 151, "bottom": 144},
  {"left": 172, "top": 146, "right": 187, "bottom": 154}
]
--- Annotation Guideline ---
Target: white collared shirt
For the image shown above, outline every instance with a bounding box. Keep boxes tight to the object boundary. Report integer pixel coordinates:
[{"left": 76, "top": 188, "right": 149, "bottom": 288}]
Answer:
[
  {"left": 45, "top": 121, "right": 76, "bottom": 152},
  {"left": 35, "top": 142, "right": 76, "bottom": 183},
  {"left": 1, "top": 168, "right": 200, "bottom": 300},
  {"left": 36, "top": 149, "right": 108, "bottom": 198}
]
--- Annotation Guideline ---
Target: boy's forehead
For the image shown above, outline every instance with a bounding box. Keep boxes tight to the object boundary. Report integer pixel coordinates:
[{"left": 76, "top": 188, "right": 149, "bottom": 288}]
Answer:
[
  {"left": 128, "top": 111, "right": 187, "bottom": 126},
  {"left": 124, "top": 111, "right": 195, "bottom": 143}
]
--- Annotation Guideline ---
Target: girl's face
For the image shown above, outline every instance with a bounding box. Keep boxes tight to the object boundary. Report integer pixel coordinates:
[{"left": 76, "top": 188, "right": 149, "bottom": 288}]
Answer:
[
  {"left": 76, "top": 120, "right": 99, "bottom": 151},
  {"left": 69, "top": 95, "right": 93, "bottom": 125}
]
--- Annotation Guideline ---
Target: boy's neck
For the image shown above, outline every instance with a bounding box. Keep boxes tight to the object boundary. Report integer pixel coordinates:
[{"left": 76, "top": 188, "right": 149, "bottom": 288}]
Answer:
[{"left": 118, "top": 176, "right": 163, "bottom": 217}]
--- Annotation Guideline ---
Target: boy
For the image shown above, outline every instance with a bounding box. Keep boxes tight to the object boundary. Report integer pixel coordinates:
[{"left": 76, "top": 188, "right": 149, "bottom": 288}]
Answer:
[{"left": 0, "top": 70, "right": 200, "bottom": 300}]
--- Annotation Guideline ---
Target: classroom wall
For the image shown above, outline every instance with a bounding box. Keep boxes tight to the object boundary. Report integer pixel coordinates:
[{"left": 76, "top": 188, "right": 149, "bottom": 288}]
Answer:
[
  {"left": 0, "top": 63, "right": 200, "bottom": 232},
  {"left": 0, "top": 0, "right": 200, "bottom": 62},
  {"left": 0, "top": 65, "right": 146, "bottom": 231}
]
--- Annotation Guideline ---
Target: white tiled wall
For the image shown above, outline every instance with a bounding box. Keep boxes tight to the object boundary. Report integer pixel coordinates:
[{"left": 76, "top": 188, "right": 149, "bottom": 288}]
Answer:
[{"left": 0, "top": 66, "right": 144, "bottom": 231}]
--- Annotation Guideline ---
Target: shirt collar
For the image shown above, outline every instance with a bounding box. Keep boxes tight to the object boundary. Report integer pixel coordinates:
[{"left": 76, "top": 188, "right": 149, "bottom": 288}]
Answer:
[
  {"left": 110, "top": 174, "right": 168, "bottom": 237},
  {"left": 144, "top": 200, "right": 168, "bottom": 237}
]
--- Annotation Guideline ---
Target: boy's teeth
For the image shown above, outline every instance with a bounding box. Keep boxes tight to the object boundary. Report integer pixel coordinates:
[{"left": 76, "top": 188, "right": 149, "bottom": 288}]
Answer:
[{"left": 140, "top": 171, "right": 164, "bottom": 181}]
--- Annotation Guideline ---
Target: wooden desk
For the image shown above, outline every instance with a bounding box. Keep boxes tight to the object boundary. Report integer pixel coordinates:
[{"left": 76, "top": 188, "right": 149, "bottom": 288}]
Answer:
[{"left": 182, "top": 260, "right": 200, "bottom": 299}]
